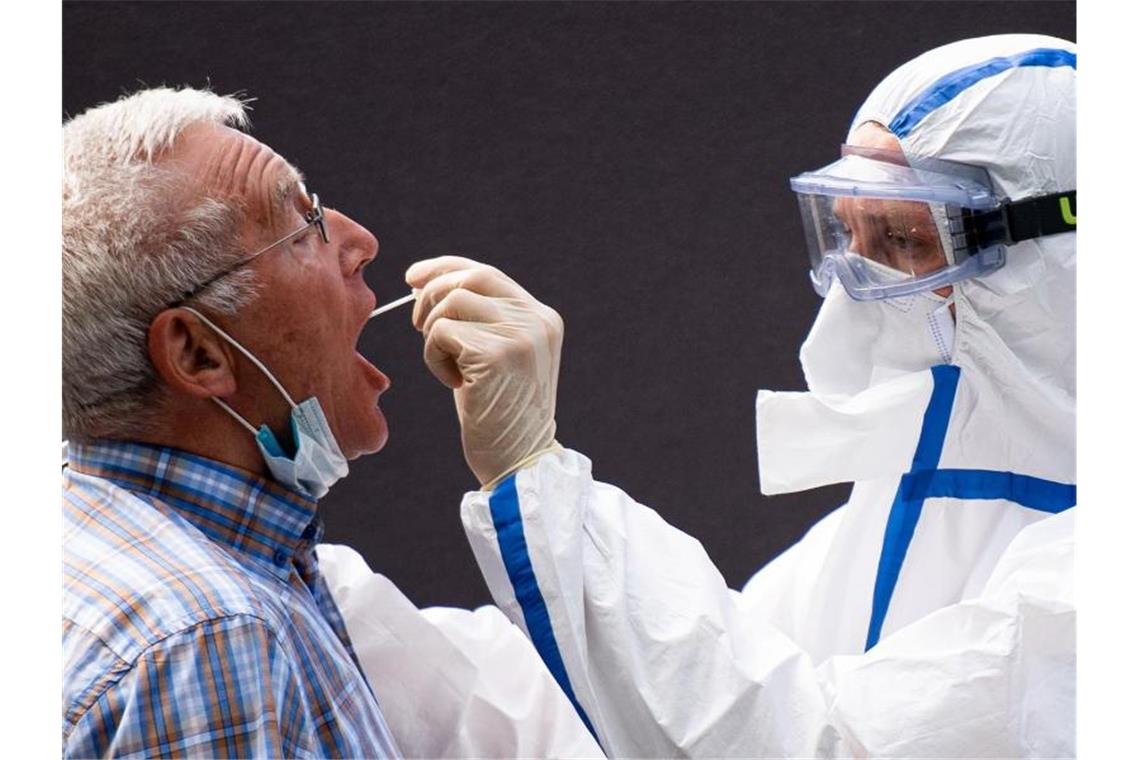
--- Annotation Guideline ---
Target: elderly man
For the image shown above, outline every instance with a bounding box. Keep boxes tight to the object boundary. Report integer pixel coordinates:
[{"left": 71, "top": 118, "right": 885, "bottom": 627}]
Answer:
[
  {"left": 393, "top": 33, "right": 1077, "bottom": 757},
  {"left": 62, "top": 89, "right": 603, "bottom": 758}
]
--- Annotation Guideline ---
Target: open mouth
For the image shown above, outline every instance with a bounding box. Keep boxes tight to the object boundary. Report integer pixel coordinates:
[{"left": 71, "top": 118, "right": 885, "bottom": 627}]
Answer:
[{"left": 352, "top": 290, "right": 393, "bottom": 394}]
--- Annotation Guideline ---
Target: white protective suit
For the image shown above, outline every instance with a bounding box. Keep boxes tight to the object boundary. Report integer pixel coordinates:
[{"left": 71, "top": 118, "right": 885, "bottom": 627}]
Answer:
[
  {"left": 457, "top": 35, "right": 1077, "bottom": 757},
  {"left": 315, "top": 543, "right": 605, "bottom": 758}
]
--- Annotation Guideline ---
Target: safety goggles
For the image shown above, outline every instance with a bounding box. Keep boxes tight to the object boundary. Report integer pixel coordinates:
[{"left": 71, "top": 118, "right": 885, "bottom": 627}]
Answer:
[{"left": 790, "top": 146, "right": 1076, "bottom": 300}]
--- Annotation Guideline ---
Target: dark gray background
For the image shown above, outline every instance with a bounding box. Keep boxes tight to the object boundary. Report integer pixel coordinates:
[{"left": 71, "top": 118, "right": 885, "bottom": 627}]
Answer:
[{"left": 64, "top": 1, "right": 1075, "bottom": 609}]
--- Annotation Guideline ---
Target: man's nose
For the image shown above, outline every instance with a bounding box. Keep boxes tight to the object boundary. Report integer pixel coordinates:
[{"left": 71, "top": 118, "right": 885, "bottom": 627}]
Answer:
[{"left": 329, "top": 209, "right": 379, "bottom": 275}]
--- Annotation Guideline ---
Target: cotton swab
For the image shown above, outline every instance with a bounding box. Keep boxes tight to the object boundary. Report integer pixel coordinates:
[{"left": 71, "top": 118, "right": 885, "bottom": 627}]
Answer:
[{"left": 369, "top": 292, "right": 416, "bottom": 319}]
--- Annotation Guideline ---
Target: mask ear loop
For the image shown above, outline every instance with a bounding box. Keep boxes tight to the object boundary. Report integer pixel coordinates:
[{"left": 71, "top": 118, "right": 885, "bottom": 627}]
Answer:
[
  {"left": 178, "top": 306, "right": 299, "bottom": 436},
  {"left": 210, "top": 395, "right": 260, "bottom": 436},
  {"left": 179, "top": 306, "right": 298, "bottom": 407}
]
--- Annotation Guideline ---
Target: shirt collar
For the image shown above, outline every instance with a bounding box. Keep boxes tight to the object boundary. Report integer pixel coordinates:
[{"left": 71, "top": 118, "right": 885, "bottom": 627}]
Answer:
[{"left": 68, "top": 439, "right": 324, "bottom": 578}]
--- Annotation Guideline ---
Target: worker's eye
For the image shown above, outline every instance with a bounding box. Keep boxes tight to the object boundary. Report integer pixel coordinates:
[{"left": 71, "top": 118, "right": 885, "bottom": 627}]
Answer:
[
  {"left": 830, "top": 219, "right": 852, "bottom": 243},
  {"left": 884, "top": 227, "right": 914, "bottom": 250}
]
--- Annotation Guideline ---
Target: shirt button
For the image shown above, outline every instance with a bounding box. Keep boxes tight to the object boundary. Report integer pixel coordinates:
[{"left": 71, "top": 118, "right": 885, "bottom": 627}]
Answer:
[{"left": 274, "top": 549, "right": 289, "bottom": 567}]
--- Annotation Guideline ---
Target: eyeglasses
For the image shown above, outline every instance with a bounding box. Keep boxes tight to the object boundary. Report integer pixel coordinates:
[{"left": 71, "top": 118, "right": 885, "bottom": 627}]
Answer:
[{"left": 173, "top": 192, "right": 329, "bottom": 305}]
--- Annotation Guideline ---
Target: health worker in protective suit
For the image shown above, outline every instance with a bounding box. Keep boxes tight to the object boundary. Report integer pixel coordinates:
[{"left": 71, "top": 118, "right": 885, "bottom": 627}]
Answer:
[
  {"left": 344, "top": 33, "right": 1076, "bottom": 757},
  {"left": 389, "top": 32, "right": 1076, "bottom": 756}
]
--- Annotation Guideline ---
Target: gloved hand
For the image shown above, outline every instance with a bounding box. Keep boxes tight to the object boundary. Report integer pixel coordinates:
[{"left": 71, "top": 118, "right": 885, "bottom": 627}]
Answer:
[{"left": 406, "top": 256, "right": 563, "bottom": 488}]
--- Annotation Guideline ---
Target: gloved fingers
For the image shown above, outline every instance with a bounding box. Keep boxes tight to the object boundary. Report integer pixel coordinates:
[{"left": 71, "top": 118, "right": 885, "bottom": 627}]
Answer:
[
  {"left": 420, "top": 288, "right": 507, "bottom": 341},
  {"left": 408, "top": 258, "right": 532, "bottom": 331},
  {"left": 422, "top": 316, "right": 482, "bottom": 390},
  {"left": 413, "top": 266, "right": 530, "bottom": 332},
  {"left": 406, "top": 255, "right": 483, "bottom": 288}
]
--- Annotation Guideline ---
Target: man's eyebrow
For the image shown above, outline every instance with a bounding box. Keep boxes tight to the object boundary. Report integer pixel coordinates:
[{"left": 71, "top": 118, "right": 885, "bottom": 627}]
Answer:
[{"left": 271, "top": 165, "right": 305, "bottom": 214}]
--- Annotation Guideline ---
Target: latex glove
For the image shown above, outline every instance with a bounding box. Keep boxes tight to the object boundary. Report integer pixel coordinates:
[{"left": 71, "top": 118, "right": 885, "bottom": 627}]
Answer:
[{"left": 407, "top": 256, "right": 563, "bottom": 487}]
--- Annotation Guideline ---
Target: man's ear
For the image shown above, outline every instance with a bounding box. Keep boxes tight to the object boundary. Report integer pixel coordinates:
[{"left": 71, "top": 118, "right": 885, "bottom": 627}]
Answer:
[{"left": 148, "top": 309, "right": 238, "bottom": 399}]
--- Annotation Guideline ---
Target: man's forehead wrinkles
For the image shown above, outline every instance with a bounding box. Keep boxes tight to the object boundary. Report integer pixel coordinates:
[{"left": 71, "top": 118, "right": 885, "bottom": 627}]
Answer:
[
  {"left": 195, "top": 132, "right": 275, "bottom": 196},
  {"left": 243, "top": 142, "right": 277, "bottom": 198},
  {"left": 241, "top": 145, "right": 300, "bottom": 216},
  {"left": 197, "top": 135, "right": 244, "bottom": 196},
  {"left": 193, "top": 134, "right": 259, "bottom": 201}
]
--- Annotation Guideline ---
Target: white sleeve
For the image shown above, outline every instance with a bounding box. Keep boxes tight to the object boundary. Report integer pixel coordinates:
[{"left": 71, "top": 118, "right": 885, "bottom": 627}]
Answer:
[
  {"left": 461, "top": 447, "right": 1074, "bottom": 758},
  {"left": 315, "top": 543, "right": 605, "bottom": 759}
]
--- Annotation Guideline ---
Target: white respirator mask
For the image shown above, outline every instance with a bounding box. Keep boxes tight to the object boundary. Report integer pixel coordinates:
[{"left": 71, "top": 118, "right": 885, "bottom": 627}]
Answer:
[{"left": 799, "top": 271, "right": 955, "bottom": 397}]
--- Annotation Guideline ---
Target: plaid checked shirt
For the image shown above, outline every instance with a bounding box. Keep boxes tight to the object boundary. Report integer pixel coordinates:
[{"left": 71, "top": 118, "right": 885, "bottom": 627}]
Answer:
[{"left": 63, "top": 440, "right": 401, "bottom": 758}]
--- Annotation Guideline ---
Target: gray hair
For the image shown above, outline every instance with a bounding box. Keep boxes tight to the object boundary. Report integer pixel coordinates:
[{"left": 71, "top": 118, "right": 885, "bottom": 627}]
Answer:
[{"left": 63, "top": 87, "right": 259, "bottom": 439}]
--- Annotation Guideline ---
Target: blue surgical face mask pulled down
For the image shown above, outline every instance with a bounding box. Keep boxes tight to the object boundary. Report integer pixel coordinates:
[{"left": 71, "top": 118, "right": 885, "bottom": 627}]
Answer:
[{"left": 181, "top": 307, "right": 348, "bottom": 500}]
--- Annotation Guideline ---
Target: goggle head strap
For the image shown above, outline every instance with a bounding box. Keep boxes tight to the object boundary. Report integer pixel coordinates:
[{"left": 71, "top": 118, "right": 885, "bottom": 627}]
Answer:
[{"left": 963, "top": 190, "right": 1077, "bottom": 250}]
